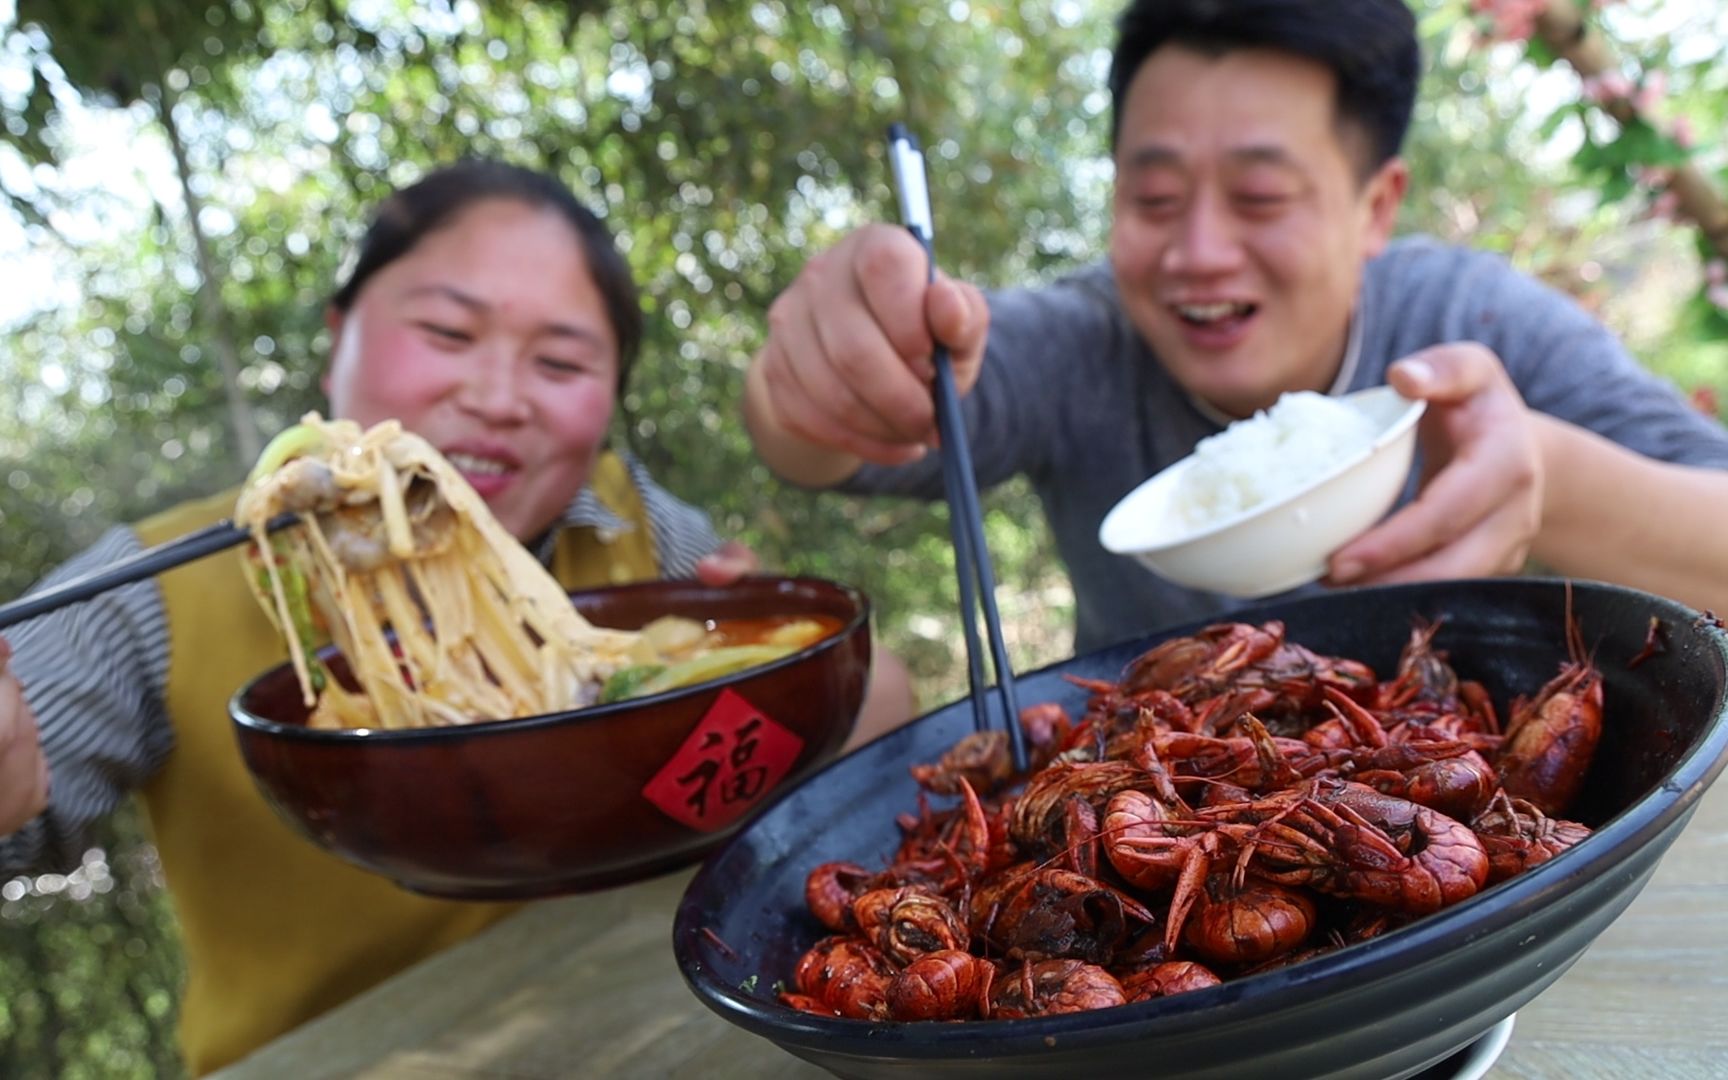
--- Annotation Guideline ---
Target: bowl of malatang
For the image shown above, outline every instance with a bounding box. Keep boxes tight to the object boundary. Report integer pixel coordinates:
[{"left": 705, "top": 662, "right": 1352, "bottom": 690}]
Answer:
[
  {"left": 232, "top": 575, "right": 872, "bottom": 899},
  {"left": 226, "top": 415, "right": 872, "bottom": 898}
]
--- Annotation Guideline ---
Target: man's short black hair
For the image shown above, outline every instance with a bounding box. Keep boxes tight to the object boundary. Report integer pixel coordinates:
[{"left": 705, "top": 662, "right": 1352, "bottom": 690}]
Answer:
[{"left": 1109, "top": 0, "right": 1420, "bottom": 173}]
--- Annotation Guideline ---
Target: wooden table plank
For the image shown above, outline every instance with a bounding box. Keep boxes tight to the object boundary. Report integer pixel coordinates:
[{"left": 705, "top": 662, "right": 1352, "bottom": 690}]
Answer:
[
  {"left": 1496, "top": 779, "right": 1728, "bottom": 1076},
  {"left": 213, "top": 870, "right": 826, "bottom": 1080},
  {"left": 214, "top": 780, "right": 1728, "bottom": 1080}
]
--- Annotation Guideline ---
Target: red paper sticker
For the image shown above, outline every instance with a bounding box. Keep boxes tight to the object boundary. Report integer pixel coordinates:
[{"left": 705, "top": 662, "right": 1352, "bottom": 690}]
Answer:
[{"left": 641, "top": 688, "right": 805, "bottom": 832}]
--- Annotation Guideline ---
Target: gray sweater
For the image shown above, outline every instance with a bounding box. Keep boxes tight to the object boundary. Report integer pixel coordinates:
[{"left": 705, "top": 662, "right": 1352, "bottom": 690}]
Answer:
[{"left": 848, "top": 235, "right": 1728, "bottom": 652}]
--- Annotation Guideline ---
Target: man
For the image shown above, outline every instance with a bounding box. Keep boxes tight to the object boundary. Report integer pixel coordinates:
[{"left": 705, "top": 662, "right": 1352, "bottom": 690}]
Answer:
[{"left": 743, "top": 0, "right": 1728, "bottom": 652}]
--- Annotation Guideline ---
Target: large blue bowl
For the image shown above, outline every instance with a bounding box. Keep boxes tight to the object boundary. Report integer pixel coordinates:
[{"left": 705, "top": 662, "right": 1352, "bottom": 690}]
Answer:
[{"left": 673, "top": 578, "right": 1728, "bottom": 1079}]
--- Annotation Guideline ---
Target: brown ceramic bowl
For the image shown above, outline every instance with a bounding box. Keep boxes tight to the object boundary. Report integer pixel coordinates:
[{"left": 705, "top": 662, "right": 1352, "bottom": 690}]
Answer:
[{"left": 229, "top": 575, "right": 871, "bottom": 899}]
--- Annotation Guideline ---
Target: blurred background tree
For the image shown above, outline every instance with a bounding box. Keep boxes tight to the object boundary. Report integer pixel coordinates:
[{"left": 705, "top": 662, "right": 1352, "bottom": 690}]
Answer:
[{"left": 0, "top": 0, "right": 1723, "bottom": 1074}]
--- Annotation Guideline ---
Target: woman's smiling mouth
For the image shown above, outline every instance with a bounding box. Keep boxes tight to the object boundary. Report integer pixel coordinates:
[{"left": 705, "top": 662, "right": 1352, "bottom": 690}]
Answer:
[{"left": 445, "top": 452, "right": 513, "bottom": 477}]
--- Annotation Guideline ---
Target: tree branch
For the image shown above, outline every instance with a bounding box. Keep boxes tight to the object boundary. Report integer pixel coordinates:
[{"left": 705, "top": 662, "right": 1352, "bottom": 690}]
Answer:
[
  {"left": 156, "top": 78, "right": 263, "bottom": 464},
  {"left": 1534, "top": 2, "right": 1728, "bottom": 262}
]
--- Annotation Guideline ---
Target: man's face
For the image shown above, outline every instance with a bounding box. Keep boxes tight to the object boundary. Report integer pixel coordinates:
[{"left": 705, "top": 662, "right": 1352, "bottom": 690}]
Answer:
[{"left": 1110, "top": 46, "right": 1406, "bottom": 417}]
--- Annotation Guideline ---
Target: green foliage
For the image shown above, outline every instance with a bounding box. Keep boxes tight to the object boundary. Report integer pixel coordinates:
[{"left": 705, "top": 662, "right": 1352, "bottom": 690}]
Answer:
[
  {"left": 0, "top": 802, "right": 187, "bottom": 1080},
  {"left": 13, "top": 0, "right": 263, "bottom": 106},
  {"left": 1398, "top": 2, "right": 1725, "bottom": 416},
  {"left": 1574, "top": 114, "right": 1691, "bottom": 202},
  {"left": 2, "top": 0, "right": 1117, "bottom": 686},
  {"left": 1, "top": 0, "right": 1725, "bottom": 1074},
  {"left": 0, "top": 3, "right": 1111, "bottom": 1072}
]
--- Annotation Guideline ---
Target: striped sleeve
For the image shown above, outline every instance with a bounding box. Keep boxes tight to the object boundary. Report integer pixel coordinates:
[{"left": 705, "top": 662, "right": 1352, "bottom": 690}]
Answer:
[
  {"left": 0, "top": 528, "right": 174, "bottom": 875},
  {"left": 619, "top": 454, "right": 724, "bottom": 579}
]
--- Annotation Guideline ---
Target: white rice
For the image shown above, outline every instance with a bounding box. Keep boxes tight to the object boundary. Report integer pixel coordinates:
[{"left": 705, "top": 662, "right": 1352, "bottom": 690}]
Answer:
[{"left": 1174, "top": 391, "right": 1380, "bottom": 530}]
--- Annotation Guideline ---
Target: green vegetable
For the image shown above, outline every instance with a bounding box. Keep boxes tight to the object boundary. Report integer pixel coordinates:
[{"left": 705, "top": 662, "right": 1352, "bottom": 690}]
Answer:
[
  {"left": 637, "top": 644, "right": 795, "bottom": 697},
  {"left": 246, "top": 423, "right": 328, "bottom": 486},
  {"left": 599, "top": 664, "right": 666, "bottom": 704},
  {"left": 254, "top": 552, "right": 325, "bottom": 693}
]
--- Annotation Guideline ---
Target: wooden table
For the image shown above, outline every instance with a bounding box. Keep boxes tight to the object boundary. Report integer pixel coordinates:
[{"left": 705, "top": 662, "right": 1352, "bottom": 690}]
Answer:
[{"left": 214, "top": 781, "right": 1728, "bottom": 1080}]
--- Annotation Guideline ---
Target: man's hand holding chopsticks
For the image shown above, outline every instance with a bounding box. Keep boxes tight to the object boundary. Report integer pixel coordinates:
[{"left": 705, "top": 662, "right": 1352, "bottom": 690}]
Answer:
[{"left": 744, "top": 223, "right": 989, "bottom": 487}]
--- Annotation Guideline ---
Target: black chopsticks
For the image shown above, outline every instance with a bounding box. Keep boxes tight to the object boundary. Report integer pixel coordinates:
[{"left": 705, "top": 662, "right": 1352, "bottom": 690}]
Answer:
[
  {"left": 0, "top": 512, "right": 299, "bottom": 632},
  {"left": 886, "top": 124, "right": 1027, "bottom": 773}
]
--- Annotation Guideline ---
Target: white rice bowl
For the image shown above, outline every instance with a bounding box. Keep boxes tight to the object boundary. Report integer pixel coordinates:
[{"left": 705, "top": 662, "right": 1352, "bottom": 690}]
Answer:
[
  {"left": 1174, "top": 391, "right": 1379, "bottom": 530},
  {"left": 1098, "top": 385, "right": 1426, "bottom": 598}
]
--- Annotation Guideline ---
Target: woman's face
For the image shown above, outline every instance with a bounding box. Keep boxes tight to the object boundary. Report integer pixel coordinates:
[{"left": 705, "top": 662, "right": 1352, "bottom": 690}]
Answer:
[{"left": 324, "top": 198, "right": 621, "bottom": 540}]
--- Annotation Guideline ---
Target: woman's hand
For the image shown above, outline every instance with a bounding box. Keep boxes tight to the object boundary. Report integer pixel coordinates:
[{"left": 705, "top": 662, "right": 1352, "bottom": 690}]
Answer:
[
  {"left": 694, "top": 541, "right": 762, "bottom": 587},
  {"left": 0, "top": 637, "right": 51, "bottom": 835},
  {"left": 1327, "top": 343, "right": 1543, "bottom": 586}
]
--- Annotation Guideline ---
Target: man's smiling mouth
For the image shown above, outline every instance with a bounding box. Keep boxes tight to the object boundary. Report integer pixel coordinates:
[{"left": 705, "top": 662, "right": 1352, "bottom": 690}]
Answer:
[{"left": 1175, "top": 301, "right": 1257, "bottom": 326}]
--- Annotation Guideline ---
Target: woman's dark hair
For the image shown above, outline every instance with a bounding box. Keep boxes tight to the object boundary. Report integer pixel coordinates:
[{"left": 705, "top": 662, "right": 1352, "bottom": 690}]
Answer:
[
  {"left": 1109, "top": 0, "right": 1420, "bottom": 176},
  {"left": 330, "top": 159, "right": 643, "bottom": 392}
]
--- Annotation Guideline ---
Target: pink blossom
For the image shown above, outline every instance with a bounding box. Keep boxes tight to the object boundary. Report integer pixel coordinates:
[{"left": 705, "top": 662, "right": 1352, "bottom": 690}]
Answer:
[
  {"left": 1645, "top": 188, "right": 1682, "bottom": 222},
  {"left": 1707, "top": 260, "right": 1728, "bottom": 287},
  {"left": 1582, "top": 71, "right": 1635, "bottom": 106},
  {"left": 1634, "top": 70, "right": 1667, "bottom": 114},
  {"left": 1709, "top": 284, "right": 1728, "bottom": 312},
  {"left": 1635, "top": 166, "right": 1675, "bottom": 191},
  {"left": 1670, "top": 116, "right": 1696, "bottom": 150},
  {"left": 1471, "top": 0, "right": 1545, "bottom": 43}
]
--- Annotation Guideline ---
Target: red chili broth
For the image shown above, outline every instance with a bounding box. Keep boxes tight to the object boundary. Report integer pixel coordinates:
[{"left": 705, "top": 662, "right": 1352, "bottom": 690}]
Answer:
[{"left": 702, "top": 614, "right": 845, "bottom": 650}]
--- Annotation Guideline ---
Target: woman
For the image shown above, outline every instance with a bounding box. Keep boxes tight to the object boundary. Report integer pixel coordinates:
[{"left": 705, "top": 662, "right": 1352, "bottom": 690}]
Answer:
[{"left": 0, "top": 159, "right": 911, "bottom": 1074}]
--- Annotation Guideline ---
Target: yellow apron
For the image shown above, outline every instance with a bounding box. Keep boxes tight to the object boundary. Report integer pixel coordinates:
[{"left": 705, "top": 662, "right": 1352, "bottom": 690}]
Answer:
[{"left": 136, "top": 452, "right": 659, "bottom": 1074}]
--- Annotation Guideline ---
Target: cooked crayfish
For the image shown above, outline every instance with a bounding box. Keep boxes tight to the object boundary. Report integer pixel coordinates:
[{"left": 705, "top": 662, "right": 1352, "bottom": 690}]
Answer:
[
  {"left": 1495, "top": 606, "right": 1603, "bottom": 817},
  {"left": 781, "top": 611, "right": 1602, "bottom": 1024}
]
